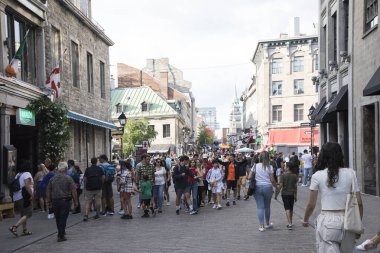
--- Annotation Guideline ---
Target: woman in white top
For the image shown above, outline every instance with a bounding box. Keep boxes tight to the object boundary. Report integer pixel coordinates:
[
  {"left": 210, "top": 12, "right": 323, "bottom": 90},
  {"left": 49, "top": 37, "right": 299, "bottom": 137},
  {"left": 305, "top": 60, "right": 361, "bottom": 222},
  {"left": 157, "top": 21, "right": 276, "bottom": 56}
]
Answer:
[
  {"left": 303, "top": 142, "right": 363, "bottom": 253},
  {"left": 153, "top": 158, "right": 167, "bottom": 213},
  {"left": 248, "top": 151, "right": 277, "bottom": 232}
]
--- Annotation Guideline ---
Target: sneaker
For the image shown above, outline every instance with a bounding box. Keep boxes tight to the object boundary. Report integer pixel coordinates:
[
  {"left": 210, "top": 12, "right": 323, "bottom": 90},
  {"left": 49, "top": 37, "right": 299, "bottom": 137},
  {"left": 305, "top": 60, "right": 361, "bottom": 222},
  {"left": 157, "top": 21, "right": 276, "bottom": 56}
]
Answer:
[
  {"left": 166, "top": 202, "right": 171, "bottom": 206},
  {"left": 212, "top": 204, "right": 217, "bottom": 209},
  {"left": 57, "top": 236, "right": 67, "bottom": 242},
  {"left": 126, "top": 215, "right": 133, "bottom": 219},
  {"left": 137, "top": 203, "right": 141, "bottom": 209},
  {"left": 185, "top": 208, "right": 190, "bottom": 213},
  {"left": 200, "top": 202, "right": 205, "bottom": 207},
  {"left": 176, "top": 209, "right": 180, "bottom": 215},
  {"left": 158, "top": 209, "right": 162, "bottom": 213},
  {"left": 107, "top": 211, "right": 114, "bottom": 215},
  {"left": 259, "top": 226, "right": 265, "bottom": 232},
  {"left": 209, "top": 201, "right": 215, "bottom": 204},
  {"left": 243, "top": 195, "right": 249, "bottom": 201},
  {"left": 100, "top": 211, "right": 107, "bottom": 216},
  {"left": 217, "top": 205, "right": 222, "bottom": 210},
  {"left": 93, "top": 214, "right": 100, "bottom": 220},
  {"left": 47, "top": 213, "right": 55, "bottom": 219},
  {"left": 189, "top": 210, "right": 197, "bottom": 215},
  {"left": 265, "top": 223, "right": 273, "bottom": 229},
  {"left": 286, "top": 224, "right": 293, "bottom": 230},
  {"left": 355, "top": 240, "right": 373, "bottom": 251},
  {"left": 83, "top": 215, "right": 88, "bottom": 222},
  {"left": 141, "top": 213, "right": 150, "bottom": 218},
  {"left": 118, "top": 210, "right": 125, "bottom": 215},
  {"left": 232, "top": 200, "right": 236, "bottom": 205},
  {"left": 226, "top": 201, "right": 230, "bottom": 207},
  {"left": 301, "top": 184, "right": 307, "bottom": 187}
]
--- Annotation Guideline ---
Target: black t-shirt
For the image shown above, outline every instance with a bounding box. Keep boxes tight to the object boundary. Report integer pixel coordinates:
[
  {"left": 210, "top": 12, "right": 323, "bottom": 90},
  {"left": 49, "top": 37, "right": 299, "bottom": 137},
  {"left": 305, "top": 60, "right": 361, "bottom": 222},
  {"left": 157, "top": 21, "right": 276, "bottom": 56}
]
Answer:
[
  {"left": 172, "top": 165, "right": 191, "bottom": 189},
  {"left": 84, "top": 165, "right": 104, "bottom": 190}
]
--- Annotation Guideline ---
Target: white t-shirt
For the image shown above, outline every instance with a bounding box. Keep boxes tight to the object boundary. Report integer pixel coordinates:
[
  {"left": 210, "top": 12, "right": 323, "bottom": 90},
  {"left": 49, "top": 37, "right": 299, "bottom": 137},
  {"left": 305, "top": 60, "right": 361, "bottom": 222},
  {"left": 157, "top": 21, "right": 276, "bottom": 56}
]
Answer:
[
  {"left": 13, "top": 172, "right": 34, "bottom": 201},
  {"left": 251, "top": 163, "right": 273, "bottom": 186},
  {"left": 310, "top": 168, "right": 360, "bottom": 210},
  {"left": 302, "top": 153, "right": 313, "bottom": 168},
  {"left": 154, "top": 167, "right": 166, "bottom": 185}
]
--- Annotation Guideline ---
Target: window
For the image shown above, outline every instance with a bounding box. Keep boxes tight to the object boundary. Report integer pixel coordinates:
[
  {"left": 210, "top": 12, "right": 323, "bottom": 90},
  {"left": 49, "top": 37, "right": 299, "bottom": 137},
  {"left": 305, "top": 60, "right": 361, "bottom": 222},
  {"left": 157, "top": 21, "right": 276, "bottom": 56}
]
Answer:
[
  {"left": 293, "top": 56, "right": 304, "bottom": 72},
  {"left": 100, "top": 61, "right": 105, "bottom": 98},
  {"left": 272, "top": 105, "right": 282, "bottom": 123},
  {"left": 87, "top": 52, "right": 93, "bottom": 93},
  {"left": 271, "top": 81, "right": 282, "bottom": 96},
  {"left": 294, "top": 104, "right": 304, "bottom": 121},
  {"left": 163, "top": 124, "right": 170, "bottom": 138},
  {"left": 51, "top": 26, "right": 61, "bottom": 67},
  {"left": 71, "top": 41, "right": 79, "bottom": 87},
  {"left": 5, "top": 12, "right": 36, "bottom": 84},
  {"left": 332, "top": 13, "right": 337, "bottom": 62},
  {"left": 343, "top": 0, "right": 349, "bottom": 51},
  {"left": 313, "top": 54, "right": 319, "bottom": 71},
  {"left": 294, "top": 79, "right": 304, "bottom": 95},
  {"left": 365, "top": 0, "right": 378, "bottom": 31},
  {"left": 116, "top": 103, "right": 122, "bottom": 113},
  {"left": 272, "top": 58, "right": 282, "bottom": 74},
  {"left": 141, "top": 102, "right": 148, "bottom": 112}
]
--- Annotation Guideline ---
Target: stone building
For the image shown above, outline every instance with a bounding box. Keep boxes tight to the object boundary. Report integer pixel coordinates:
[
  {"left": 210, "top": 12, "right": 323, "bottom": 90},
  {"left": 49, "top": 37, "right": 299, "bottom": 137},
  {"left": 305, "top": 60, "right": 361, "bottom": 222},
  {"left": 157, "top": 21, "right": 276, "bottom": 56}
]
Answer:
[
  {"left": 248, "top": 20, "right": 319, "bottom": 155},
  {"left": 0, "top": 0, "right": 115, "bottom": 197}
]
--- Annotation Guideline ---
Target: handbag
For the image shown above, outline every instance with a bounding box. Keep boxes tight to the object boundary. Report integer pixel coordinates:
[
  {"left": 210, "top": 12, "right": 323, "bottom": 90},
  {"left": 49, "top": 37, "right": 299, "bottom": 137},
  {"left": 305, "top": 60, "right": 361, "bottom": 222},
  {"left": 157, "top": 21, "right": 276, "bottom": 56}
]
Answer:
[
  {"left": 247, "top": 165, "right": 256, "bottom": 196},
  {"left": 344, "top": 170, "right": 363, "bottom": 234}
]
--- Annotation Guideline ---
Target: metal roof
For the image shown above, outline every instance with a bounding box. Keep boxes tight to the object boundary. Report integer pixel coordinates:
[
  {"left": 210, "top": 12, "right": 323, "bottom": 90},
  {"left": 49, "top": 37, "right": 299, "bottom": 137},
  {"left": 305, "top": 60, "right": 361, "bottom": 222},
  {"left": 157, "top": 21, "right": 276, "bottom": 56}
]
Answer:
[{"left": 111, "top": 86, "right": 178, "bottom": 118}]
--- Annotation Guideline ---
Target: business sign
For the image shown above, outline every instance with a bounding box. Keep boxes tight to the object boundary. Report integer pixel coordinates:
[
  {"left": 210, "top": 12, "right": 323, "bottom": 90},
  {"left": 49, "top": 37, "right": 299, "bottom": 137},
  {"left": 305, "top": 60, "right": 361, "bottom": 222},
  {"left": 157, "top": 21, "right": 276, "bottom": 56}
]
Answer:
[{"left": 16, "top": 108, "right": 35, "bottom": 126}]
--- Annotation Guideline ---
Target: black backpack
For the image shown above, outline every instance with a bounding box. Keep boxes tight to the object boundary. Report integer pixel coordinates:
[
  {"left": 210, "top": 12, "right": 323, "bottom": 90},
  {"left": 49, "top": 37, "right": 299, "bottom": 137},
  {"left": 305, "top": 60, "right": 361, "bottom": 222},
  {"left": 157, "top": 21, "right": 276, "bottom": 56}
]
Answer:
[
  {"left": 9, "top": 173, "right": 23, "bottom": 193},
  {"left": 86, "top": 167, "right": 103, "bottom": 190}
]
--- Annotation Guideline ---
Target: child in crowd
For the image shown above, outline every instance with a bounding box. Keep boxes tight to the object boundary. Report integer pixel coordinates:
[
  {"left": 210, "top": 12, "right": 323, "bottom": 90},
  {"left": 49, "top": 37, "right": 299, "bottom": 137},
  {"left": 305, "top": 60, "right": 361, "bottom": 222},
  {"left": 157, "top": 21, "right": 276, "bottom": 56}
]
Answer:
[
  {"left": 139, "top": 174, "right": 154, "bottom": 218},
  {"left": 207, "top": 159, "right": 224, "bottom": 210},
  {"left": 278, "top": 165, "right": 298, "bottom": 230}
]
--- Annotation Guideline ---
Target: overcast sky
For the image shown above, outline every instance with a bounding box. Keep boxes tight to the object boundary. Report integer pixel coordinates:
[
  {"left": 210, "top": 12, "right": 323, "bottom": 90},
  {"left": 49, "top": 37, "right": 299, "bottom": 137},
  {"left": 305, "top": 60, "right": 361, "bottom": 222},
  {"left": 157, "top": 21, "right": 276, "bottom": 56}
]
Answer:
[{"left": 92, "top": 0, "right": 318, "bottom": 130}]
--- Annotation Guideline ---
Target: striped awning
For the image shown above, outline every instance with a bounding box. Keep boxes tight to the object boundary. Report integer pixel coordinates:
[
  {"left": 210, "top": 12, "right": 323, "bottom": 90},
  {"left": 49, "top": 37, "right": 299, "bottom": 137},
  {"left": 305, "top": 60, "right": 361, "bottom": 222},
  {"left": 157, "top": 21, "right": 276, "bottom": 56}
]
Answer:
[{"left": 67, "top": 111, "right": 117, "bottom": 130}]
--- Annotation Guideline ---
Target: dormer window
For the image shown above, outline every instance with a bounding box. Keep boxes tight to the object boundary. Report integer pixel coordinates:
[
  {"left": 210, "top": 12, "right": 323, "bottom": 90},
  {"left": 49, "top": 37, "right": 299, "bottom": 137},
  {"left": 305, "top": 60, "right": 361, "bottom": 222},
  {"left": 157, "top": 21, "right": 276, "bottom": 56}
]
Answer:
[
  {"left": 116, "top": 103, "right": 122, "bottom": 113},
  {"left": 141, "top": 102, "right": 148, "bottom": 112}
]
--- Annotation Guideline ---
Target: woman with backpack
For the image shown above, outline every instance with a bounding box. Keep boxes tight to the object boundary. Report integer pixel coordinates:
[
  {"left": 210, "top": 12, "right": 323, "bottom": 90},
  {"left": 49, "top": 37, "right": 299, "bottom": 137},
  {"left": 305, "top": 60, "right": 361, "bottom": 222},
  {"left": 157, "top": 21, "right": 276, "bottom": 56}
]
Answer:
[{"left": 9, "top": 160, "right": 34, "bottom": 237}]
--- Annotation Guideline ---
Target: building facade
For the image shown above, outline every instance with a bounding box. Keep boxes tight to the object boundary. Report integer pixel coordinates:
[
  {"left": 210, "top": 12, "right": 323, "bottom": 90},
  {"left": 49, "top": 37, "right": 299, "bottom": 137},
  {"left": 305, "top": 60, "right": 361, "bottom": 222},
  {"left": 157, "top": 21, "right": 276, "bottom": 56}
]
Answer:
[
  {"left": 250, "top": 31, "right": 319, "bottom": 155},
  {"left": 196, "top": 107, "right": 219, "bottom": 131}
]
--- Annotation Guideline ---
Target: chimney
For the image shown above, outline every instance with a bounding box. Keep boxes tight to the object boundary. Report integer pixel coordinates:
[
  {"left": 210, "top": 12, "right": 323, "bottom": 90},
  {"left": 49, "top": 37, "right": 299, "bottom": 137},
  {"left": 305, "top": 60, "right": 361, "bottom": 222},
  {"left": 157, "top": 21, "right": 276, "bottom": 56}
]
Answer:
[
  {"left": 160, "top": 71, "right": 169, "bottom": 99},
  {"left": 290, "top": 17, "right": 300, "bottom": 37}
]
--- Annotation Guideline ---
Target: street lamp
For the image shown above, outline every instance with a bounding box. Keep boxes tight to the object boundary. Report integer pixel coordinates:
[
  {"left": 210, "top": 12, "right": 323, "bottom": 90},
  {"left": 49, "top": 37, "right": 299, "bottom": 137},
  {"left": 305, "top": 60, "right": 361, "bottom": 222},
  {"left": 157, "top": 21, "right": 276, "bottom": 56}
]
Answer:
[
  {"left": 182, "top": 127, "right": 190, "bottom": 154},
  {"left": 308, "top": 105, "right": 315, "bottom": 156},
  {"left": 118, "top": 112, "right": 127, "bottom": 159}
]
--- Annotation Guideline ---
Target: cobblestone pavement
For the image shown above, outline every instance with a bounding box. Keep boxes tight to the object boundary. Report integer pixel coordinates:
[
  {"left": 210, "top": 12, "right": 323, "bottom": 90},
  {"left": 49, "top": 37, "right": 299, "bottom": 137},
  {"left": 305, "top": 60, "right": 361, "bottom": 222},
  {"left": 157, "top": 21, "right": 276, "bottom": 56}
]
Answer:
[{"left": 1, "top": 185, "right": 379, "bottom": 253}]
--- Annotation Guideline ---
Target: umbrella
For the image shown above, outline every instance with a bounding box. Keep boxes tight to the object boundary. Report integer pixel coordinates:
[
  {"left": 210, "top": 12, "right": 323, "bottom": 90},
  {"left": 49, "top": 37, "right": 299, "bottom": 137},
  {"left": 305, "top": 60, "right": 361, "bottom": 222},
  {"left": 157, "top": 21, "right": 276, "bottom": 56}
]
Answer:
[
  {"left": 236, "top": 147, "right": 254, "bottom": 153},
  {"left": 219, "top": 144, "right": 230, "bottom": 149}
]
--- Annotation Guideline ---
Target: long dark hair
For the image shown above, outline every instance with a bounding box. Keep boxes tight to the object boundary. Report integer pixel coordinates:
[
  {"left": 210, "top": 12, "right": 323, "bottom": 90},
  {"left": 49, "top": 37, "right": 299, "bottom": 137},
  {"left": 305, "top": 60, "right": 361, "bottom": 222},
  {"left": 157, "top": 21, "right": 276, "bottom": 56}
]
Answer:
[{"left": 314, "top": 142, "right": 344, "bottom": 188}]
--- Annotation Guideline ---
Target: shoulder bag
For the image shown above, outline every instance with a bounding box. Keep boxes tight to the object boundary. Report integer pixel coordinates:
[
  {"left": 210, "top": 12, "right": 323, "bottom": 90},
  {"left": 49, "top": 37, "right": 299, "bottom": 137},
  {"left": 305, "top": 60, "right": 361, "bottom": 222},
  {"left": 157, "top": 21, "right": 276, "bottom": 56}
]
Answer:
[
  {"left": 344, "top": 170, "right": 363, "bottom": 234},
  {"left": 247, "top": 165, "right": 256, "bottom": 196}
]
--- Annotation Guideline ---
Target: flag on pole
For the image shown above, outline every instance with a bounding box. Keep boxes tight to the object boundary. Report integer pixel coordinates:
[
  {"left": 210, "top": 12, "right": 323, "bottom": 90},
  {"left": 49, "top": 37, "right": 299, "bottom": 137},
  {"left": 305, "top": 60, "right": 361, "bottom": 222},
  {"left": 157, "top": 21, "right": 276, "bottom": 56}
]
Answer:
[
  {"left": 45, "top": 65, "right": 61, "bottom": 98},
  {"left": 5, "top": 29, "right": 30, "bottom": 77}
]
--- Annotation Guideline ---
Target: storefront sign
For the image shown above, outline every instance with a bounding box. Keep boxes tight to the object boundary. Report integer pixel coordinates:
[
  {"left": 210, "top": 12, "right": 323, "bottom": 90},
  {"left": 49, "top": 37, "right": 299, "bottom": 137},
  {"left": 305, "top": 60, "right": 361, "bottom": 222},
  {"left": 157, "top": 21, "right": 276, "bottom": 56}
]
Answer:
[{"left": 16, "top": 108, "right": 35, "bottom": 126}]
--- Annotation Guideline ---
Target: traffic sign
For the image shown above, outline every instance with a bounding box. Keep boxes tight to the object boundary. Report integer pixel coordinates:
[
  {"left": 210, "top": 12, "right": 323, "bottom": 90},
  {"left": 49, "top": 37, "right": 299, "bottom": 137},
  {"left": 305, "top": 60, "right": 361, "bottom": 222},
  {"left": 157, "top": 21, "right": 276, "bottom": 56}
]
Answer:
[
  {"left": 300, "top": 123, "right": 310, "bottom": 127},
  {"left": 304, "top": 131, "right": 312, "bottom": 134}
]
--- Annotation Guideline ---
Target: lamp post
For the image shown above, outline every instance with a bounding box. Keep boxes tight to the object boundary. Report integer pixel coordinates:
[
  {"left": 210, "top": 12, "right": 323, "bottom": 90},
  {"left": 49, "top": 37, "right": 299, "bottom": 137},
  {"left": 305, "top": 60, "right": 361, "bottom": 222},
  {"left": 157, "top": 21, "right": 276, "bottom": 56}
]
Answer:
[
  {"left": 308, "top": 105, "right": 315, "bottom": 156},
  {"left": 182, "top": 127, "right": 190, "bottom": 155},
  {"left": 118, "top": 112, "right": 127, "bottom": 159}
]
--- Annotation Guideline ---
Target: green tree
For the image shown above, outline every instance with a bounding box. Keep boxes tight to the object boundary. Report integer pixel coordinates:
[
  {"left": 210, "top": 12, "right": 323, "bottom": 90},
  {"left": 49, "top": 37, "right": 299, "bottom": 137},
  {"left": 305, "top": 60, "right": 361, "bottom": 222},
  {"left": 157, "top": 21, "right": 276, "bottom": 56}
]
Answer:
[
  {"left": 197, "top": 123, "right": 214, "bottom": 145},
  {"left": 122, "top": 119, "right": 157, "bottom": 155}
]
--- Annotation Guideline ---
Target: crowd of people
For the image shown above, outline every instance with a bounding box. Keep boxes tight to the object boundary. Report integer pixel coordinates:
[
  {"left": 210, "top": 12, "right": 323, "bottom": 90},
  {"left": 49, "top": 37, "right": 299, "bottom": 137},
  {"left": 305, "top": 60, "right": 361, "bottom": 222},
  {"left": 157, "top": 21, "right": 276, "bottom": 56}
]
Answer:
[{"left": 5, "top": 144, "right": 380, "bottom": 252}]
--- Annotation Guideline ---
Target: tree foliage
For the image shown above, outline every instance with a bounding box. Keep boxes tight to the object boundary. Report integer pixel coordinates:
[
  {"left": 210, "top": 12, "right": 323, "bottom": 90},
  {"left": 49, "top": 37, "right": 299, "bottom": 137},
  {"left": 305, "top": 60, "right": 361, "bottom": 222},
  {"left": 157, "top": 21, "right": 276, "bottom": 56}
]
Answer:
[
  {"left": 27, "top": 97, "right": 70, "bottom": 167},
  {"left": 198, "top": 123, "right": 214, "bottom": 145},
  {"left": 122, "top": 118, "right": 157, "bottom": 155}
]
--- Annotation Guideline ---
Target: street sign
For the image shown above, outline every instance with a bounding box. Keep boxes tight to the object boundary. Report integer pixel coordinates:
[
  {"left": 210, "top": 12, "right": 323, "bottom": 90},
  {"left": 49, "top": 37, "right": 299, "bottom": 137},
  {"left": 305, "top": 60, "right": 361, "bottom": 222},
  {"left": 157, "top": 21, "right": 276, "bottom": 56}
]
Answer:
[
  {"left": 300, "top": 123, "right": 310, "bottom": 127},
  {"left": 304, "top": 131, "right": 312, "bottom": 134}
]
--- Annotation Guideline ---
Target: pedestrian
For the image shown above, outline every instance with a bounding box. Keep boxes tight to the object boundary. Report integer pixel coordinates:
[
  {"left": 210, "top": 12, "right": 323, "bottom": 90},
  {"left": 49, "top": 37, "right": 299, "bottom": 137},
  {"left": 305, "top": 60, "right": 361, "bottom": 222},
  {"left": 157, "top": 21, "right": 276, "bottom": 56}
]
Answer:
[
  {"left": 207, "top": 159, "right": 224, "bottom": 210},
  {"left": 99, "top": 154, "right": 116, "bottom": 216},
  {"left": 40, "top": 158, "right": 56, "bottom": 219},
  {"left": 139, "top": 175, "right": 153, "bottom": 218},
  {"left": 46, "top": 161, "right": 78, "bottom": 242},
  {"left": 136, "top": 154, "right": 155, "bottom": 209},
  {"left": 164, "top": 159, "right": 172, "bottom": 206},
  {"left": 116, "top": 160, "right": 135, "bottom": 219},
  {"left": 8, "top": 160, "right": 34, "bottom": 237},
  {"left": 248, "top": 151, "right": 277, "bottom": 232},
  {"left": 196, "top": 159, "right": 205, "bottom": 207},
  {"left": 83, "top": 157, "right": 104, "bottom": 221},
  {"left": 277, "top": 164, "right": 298, "bottom": 230},
  {"left": 70, "top": 165, "right": 82, "bottom": 214},
  {"left": 301, "top": 149, "right": 313, "bottom": 186},
  {"left": 302, "top": 142, "right": 364, "bottom": 253},
  {"left": 172, "top": 155, "right": 196, "bottom": 215},
  {"left": 356, "top": 230, "right": 380, "bottom": 251},
  {"left": 188, "top": 160, "right": 199, "bottom": 213},
  {"left": 153, "top": 158, "right": 166, "bottom": 213},
  {"left": 33, "top": 163, "right": 48, "bottom": 212}
]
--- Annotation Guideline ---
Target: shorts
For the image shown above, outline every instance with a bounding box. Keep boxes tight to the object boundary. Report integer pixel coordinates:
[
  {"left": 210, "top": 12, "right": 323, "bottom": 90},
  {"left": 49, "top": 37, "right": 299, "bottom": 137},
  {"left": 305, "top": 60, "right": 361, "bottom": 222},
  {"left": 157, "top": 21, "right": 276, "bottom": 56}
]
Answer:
[
  {"left": 102, "top": 182, "right": 113, "bottom": 199},
  {"left": 85, "top": 190, "right": 102, "bottom": 201},
  {"left": 175, "top": 187, "right": 190, "bottom": 196},
  {"left": 14, "top": 199, "right": 33, "bottom": 218},
  {"left": 226, "top": 180, "right": 237, "bottom": 190},
  {"left": 120, "top": 192, "right": 131, "bottom": 201},
  {"left": 281, "top": 195, "right": 295, "bottom": 211},
  {"left": 141, "top": 199, "right": 151, "bottom": 206},
  {"left": 237, "top": 176, "right": 247, "bottom": 186}
]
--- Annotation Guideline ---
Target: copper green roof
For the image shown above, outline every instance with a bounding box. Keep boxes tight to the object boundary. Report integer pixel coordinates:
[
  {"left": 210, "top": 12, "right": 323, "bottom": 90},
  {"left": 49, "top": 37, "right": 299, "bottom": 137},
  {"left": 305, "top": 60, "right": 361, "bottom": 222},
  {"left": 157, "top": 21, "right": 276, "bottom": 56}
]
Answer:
[{"left": 111, "top": 86, "right": 178, "bottom": 118}]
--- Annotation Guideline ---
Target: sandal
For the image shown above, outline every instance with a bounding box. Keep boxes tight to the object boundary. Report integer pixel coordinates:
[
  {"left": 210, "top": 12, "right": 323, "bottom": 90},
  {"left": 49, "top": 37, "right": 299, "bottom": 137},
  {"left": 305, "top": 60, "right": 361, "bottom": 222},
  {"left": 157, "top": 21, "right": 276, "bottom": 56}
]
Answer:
[
  {"left": 8, "top": 226, "right": 18, "bottom": 237},
  {"left": 21, "top": 229, "right": 32, "bottom": 236}
]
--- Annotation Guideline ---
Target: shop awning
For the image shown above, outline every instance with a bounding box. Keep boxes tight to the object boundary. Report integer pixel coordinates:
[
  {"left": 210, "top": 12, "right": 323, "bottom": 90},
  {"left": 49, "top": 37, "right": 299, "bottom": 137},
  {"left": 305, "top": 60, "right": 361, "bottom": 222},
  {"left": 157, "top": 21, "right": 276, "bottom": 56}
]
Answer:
[
  {"left": 67, "top": 111, "right": 117, "bottom": 130},
  {"left": 314, "top": 95, "right": 337, "bottom": 123},
  {"left": 363, "top": 66, "right": 380, "bottom": 96},
  {"left": 328, "top": 85, "right": 348, "bottom": 113},
  {"left": 147, "top": 144, "right": 172, "bottom": 154},
  {"left": 310, "top": 97, "right": 327, "bottom": 120},
  {"left": 268, "top": 127, "right": 319, "bottom": 146}
]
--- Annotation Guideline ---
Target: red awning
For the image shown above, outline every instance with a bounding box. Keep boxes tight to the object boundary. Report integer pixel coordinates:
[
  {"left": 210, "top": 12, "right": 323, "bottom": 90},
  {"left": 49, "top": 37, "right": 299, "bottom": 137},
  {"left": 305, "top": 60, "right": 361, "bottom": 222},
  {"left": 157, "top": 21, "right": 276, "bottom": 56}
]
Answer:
[{"left": 268, "top": 127, "right": 319, "bottom": 146}]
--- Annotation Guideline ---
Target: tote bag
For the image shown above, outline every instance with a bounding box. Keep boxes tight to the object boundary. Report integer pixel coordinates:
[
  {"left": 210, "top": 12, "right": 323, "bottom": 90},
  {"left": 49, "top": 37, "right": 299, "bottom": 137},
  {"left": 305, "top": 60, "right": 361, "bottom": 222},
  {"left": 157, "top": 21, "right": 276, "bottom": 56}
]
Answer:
[
  {"left": 344, "top": 170, "right": 363, "bottom": 234},
  {"left": 247, "top": 165, "right": 256, "bottom": 196}
]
